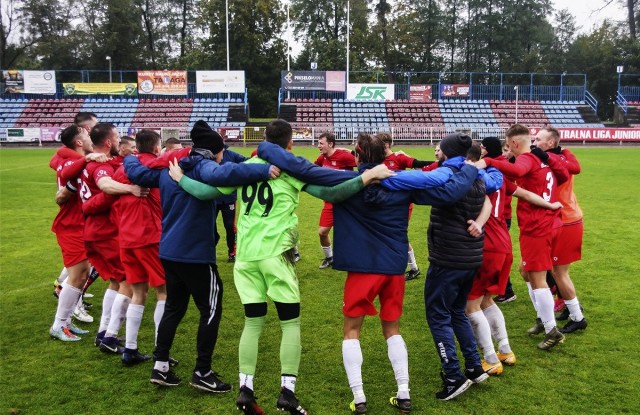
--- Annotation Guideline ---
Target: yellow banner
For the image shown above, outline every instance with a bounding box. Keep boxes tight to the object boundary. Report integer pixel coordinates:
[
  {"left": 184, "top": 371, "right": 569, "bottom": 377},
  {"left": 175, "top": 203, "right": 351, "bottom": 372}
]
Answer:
[{"left": 63, "top": 83, "right": 137, "bottom": 95}]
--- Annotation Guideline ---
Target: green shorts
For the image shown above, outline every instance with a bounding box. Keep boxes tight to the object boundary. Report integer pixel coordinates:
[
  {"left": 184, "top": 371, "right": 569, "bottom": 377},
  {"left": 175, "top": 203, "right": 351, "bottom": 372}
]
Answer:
[{"left": 234, "top": 255, "right": 300, "bottom": 304}]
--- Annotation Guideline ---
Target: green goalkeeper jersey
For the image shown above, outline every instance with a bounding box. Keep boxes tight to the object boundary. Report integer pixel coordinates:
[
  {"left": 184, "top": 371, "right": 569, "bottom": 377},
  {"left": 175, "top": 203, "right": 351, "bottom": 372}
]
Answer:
[{"left": 227, "top": 157, "right": 305, "bottom": 261}]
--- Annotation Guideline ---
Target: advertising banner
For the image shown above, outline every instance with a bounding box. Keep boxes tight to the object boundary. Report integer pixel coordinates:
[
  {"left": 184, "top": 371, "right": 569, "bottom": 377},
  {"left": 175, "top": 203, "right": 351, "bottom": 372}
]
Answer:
[
  {"left": 326, "top": 71, "right": 346, "bottom": 92},
  {"left": 528, "top": 127, "right": 640, "bottom": 141},
  {"left": 24, "top": 71, "right": 57, "bottom": 94},
  {"left": 347, "top": 83, "right": 395, "bottom": 100},
  {"left": 282, "top": 71, "right": 326, "bottom": 91},
  {"left": 3, "top": 70, "right": 24, "bottom": 93},
  {"left": 138, "top": 70, "right": 188, "bottom": 95},
  {"left": 409, "top": 84, "right": 433, "bottom": 101},
  {"left": 40, "top": 127, "right": 62, "bottom": 142},
  {"left": 440, "top": 84, "right": 470, "bottom": 97},
  {"left": 292, "top": 127, "right": 313, "bottom": 140},
  {"left": 161, "top": 127, "right": 182, "bottom": 142},
  {"left": 63, "top": 83, "right": 137, "bottom": 95},
  {"left": 5, "top": 128, "right": 41, "bottom": 142},
  {"left": 218, "top": 127, "right": 242, "bottom": 142},
  {"left": 196, "top": 71, "right": 245, "bottom": 93}
]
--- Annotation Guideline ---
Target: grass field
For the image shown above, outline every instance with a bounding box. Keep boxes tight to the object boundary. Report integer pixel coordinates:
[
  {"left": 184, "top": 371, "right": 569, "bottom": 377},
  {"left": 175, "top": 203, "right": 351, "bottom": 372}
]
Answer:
[{"left": 1, "top": 145, "right": 639, "bottom": 415}]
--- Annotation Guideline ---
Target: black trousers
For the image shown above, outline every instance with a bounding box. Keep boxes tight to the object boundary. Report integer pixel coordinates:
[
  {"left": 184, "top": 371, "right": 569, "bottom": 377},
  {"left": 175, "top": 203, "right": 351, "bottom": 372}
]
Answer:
[
  {"left": 214, "top": 202, "right": 237, "bottom": 255},
  {"left": 154, "top": 259, "right": 223, "bottom": 373}
]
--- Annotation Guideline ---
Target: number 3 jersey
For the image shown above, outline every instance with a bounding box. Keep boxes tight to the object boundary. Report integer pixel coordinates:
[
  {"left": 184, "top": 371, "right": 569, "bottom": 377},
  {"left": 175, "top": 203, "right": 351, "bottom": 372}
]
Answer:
[
  {"left": 487, "top": 152, "right": 561, "bottom": 237},
  {"left": 226, "top": 157, "right": 305, "bottom": 262}
]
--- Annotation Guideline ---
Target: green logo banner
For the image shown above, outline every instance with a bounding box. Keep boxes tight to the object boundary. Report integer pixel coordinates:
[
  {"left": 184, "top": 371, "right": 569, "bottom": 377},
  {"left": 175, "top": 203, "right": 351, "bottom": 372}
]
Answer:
[{"left": 63, "top": 83, "right": 137, "bottom": 95}]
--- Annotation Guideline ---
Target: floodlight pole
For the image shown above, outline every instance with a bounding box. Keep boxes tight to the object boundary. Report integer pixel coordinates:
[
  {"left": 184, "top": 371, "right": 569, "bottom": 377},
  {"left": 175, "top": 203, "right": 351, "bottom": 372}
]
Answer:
[
  {"left": 514, "top": 86, "right": 519, "bottom": 124},
  {"left": 106, "top": 56, "right": 112, "bottom": 83},
  {"left": 346, "top": 0, "right": 350, "bottom": 85}
]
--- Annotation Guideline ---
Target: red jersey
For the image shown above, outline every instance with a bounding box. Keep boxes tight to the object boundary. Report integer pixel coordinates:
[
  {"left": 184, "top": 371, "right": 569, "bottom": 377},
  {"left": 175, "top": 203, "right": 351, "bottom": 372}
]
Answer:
[
  {"left": 384, "top": 153, "right": 414, "bottom": 171},
  {"left": 556, "top": 149, "right": 583, "bottom": 224},
  {"left": 494, "top": 155, "right": 514, "bottom": 220},
  {"left": 486, "top": 152, "right": 561, "bottom": 237},
  {"left": 422, "top": 161, "right": 440, "bottom": 172},
  {"left": 483, "top": 179, "right": 516, "bottom": 254},
  {"left": 112, "top": 153, "right": 162, "bottom": 248},
  {"left": 80, "top": 158, "right": 121, "bottom": 241},
  {"left": 51, "top": 148, "right": 84, "bottom": 235},
  {"left": 314, "top": 149, "right": 356, "bottom": 170}
]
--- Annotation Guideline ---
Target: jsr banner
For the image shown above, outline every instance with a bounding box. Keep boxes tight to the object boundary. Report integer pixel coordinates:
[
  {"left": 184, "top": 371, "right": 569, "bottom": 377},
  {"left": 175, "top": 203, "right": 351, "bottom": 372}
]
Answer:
[
  {"left": 138, "top": 70, "right": 188, "bottom": 95},
  {"left": 347, "top": 84, "right": 395, "bottom": 100},
  {"left": 63, "top": 83, "right": 137, "bottom": 95},
  {"left": 196, "top": 71, "right": 245, "bottom": 93}
]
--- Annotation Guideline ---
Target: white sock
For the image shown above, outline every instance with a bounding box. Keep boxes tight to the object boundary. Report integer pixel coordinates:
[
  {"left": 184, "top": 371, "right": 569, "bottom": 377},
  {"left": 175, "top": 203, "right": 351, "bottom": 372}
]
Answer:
[
  {"left": 526, "top": 282, "right": 539, "bottom": 317},
  {"left": 106, "top": 293, "right": 131, "bottom": 338},
  {"left": 342, "top": 339, "right": 365, "bottom": 404},
  {"left": 293, "top": 246, "right": 299, "bottom": 255},
  {"left": 407, "top": 249, "right": 418, "bottom": 271},
  {"left": 533, "top": 288, "right": 556, "bottom": 333},
  {"left": 240, "top": 373, "right": 254, "bottom": 391},
  {"left": 469, "top": 311, "right": 498, "bottom": 363},
  {"left": 99, "top": 289, "right": 118, "bottom": 332},
  {"left": 483, "top": 304, "right": 511, "bottom": 354},
  {"left": 125, "top": 304, "right": 144, "bottom": 350},
  {"left": 565, "top": 297, "right": 584, "bottom": 321},
  {"left": 322, "top": 245, "right": 333, "bottom": 259},
  {"left": 154, "top": 300, "right": 166, "bottom": 344},
  {"left": 154, "top": 361, "right": 170, "bottom": 372},
  {"left": 53, "top": 282, "right": 82, "bottom": 330},
  {"left": 386, "top": 335, "right": 410, "bottom": 399},
  {"left": 57, "top": 267, "right": 69, "bottom": 284},
  {"left": 281, "top": 375, "right": 297, "bottom": 393}
]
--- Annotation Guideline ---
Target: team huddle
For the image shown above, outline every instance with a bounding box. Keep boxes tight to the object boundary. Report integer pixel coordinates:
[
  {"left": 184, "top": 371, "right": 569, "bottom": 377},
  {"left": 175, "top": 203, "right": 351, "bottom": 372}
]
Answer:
[{"left": 48, "top": 113, "right": 587, "bottom": 414}]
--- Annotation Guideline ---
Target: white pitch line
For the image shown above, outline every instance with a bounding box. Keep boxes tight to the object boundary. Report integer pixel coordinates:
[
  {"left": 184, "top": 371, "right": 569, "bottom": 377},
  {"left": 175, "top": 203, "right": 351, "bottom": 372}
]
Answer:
[{"left": 0, "top": 163, "right": 49, "bottom": 173}]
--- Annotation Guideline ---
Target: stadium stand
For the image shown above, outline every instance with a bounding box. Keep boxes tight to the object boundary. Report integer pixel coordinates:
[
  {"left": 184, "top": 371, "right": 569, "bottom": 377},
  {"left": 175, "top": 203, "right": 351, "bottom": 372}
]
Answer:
[{"left": 14, "top": 98, "right": 84, "bottom": 127}]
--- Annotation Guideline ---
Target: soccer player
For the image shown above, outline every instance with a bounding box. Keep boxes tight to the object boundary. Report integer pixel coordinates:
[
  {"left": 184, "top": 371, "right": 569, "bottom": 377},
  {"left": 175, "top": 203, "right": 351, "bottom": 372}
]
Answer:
[
  {"left": 118, "top": 136, "right": 136, "bottom": 157},
  {"left": 215, "top": 143, "right": 249, "bottom": 262},
  {"left": 256, "top": 132, "right": 494, "bottom": 408},
  {"left": 534, "top": 126, "right": 587, "bottom": 333},
  {"left": 161, "top": 137, "right": 183, "bottom": 154},
  {"left": 465, "top": 140, "right": 562, "bottom": 376},
  {"left": 169, "top": 122, "right": 394, "bottom": 415},
  {"left": 475, "top": 124, "right": 569, "bottom": 350},
  {"left": 80, "top": 123, "right": 149, "bottom": 353},
  {"left": 377, "top": 132, "right": 434, "bottom": 281},
  {"left": 490, "top": 138, "right": 518, "bottom": 303},
  {"left": 48, "top": 125, "right": 105, "bottom": 341},
  {"left": 83, "top": 130, "right": 168, "bottom": 365},
  {"left": 314, "top": 132, "right": 356, "bottom": 269},
  {"left": 124, "top": 120, "right": 278, "bottom": 394}
]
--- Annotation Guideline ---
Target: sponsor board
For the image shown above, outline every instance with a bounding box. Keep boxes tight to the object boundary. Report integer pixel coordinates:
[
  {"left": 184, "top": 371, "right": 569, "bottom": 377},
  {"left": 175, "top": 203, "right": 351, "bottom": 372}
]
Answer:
[
  {"left": 196, "top": 71, "right": 245, "bottom": 93},
  {"left": 528, "top": 127, "right": 640, "bottom": 141},
  {"left": 138, "top": 70, "right": 188, "bottom": 95},
  {"left": 441, "top": 84, "right": 470, "bottom": 97},
  {"left": 347, "top": 83, "right": 394, "bottom": 100},
  {"left": 410, "top": 84, "right": 433, "bottom": 101},
  {"left": 281, "top": 71, "right": 346, "bottom": 91},
  {"left": 5, "top": 128, "right": 41, "bottom": 142},
  {"left": 63, "top": 83, "right": 137, "bottom": 95}
]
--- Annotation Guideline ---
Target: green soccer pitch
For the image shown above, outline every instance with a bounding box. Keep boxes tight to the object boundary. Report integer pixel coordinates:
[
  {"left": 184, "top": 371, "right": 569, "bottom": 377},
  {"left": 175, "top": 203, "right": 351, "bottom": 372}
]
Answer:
[{"left": 1, "top": 146, "right": 639, "bottom": 414}]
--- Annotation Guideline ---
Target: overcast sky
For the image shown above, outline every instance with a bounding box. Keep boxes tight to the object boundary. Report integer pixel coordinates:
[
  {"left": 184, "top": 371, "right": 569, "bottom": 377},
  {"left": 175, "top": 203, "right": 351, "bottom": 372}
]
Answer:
[{"left": 552, "top": 0, "right": 627, "bottom": 33}]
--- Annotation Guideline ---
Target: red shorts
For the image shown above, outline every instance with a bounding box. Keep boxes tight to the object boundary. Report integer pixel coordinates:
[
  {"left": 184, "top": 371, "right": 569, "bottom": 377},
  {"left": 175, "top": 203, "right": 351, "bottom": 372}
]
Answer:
[
  {"left": 468, "top": 251, "right": 513, "bottom": 299},
  {"left": 121, "top": 245, "right": 165, "bottom": 287},
  {"left": 343, "top": 272, "right": 405, "bottom": 321},
  {"left": 56, "top": 231, "right": 87, "bottom": 267},
  {"left": 85, "top": 239, "right": 125, "bottom": 282},
  {"left": 319, "top": 201, "right": 333, "bottom": 227},
  {"left": 552, "top": 222, "right": 583, "bottom": 265},
  {"left": 519, "top": 228, "right": 560, "bottom": 272}
]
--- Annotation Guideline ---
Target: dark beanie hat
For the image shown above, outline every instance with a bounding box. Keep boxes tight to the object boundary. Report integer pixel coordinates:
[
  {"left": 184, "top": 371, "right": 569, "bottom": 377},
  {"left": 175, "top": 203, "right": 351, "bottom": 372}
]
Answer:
[
  {"left": 190, "top": 120, "right": 224, "bottom": 154},
  {"left": 481, "top": 137, "right": 502, "bottom": 158},
  {"left": 440, "top": 132, "right": 472, "bottom": 158}
]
